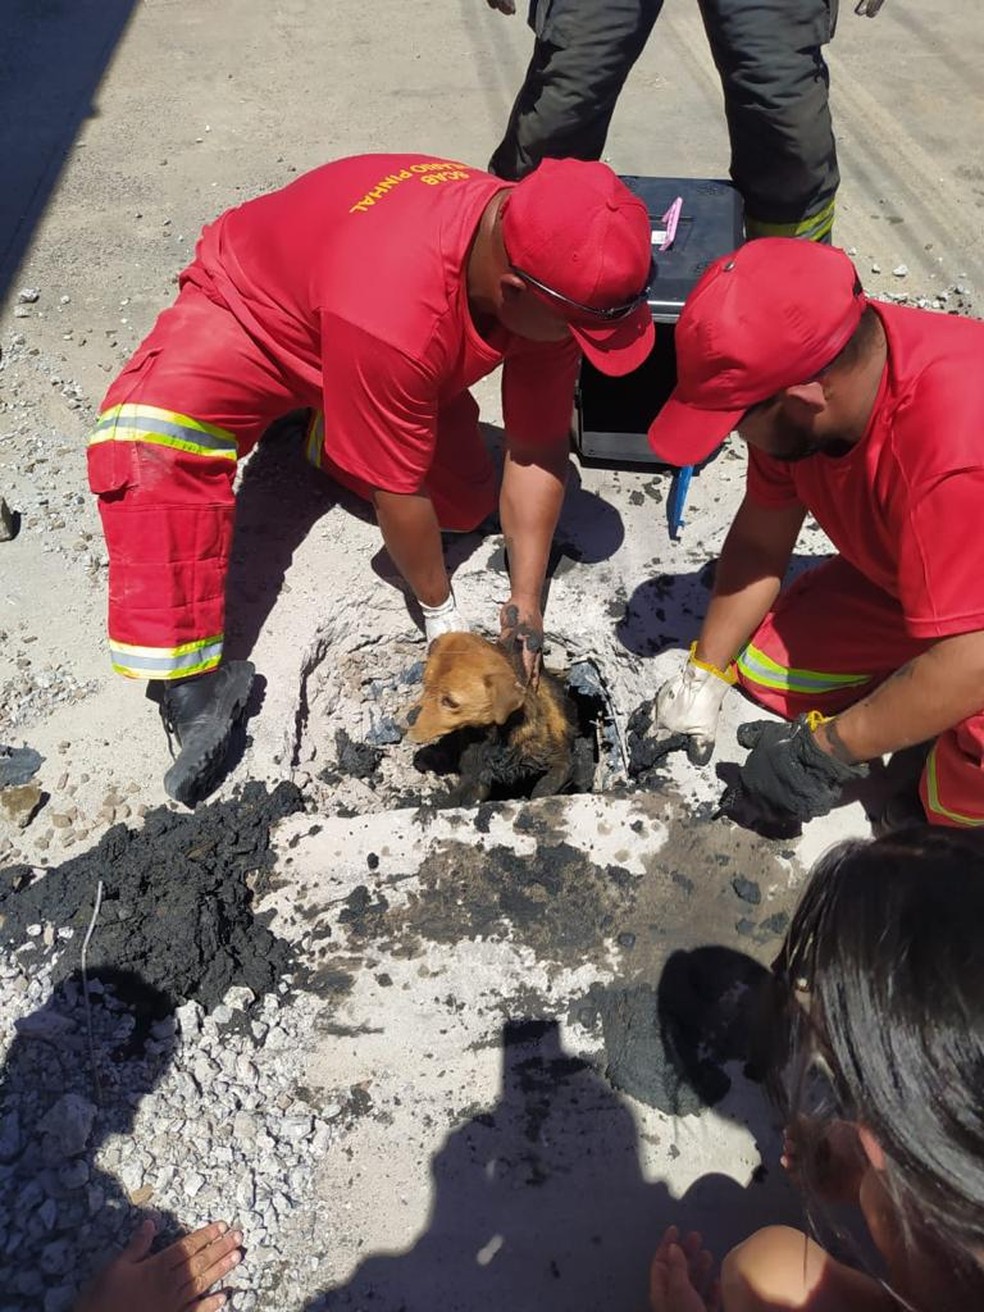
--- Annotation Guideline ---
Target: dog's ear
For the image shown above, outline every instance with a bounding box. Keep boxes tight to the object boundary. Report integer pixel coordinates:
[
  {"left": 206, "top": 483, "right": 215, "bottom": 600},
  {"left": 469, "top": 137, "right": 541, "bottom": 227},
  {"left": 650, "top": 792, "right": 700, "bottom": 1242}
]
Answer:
[{"left": 485, "top": 667, "right": 525, "bottom": 725}]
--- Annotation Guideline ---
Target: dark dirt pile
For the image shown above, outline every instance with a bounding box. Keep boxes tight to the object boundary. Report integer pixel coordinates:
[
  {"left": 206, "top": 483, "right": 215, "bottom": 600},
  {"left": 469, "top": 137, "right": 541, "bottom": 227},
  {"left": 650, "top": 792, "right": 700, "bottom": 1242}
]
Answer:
[
  {"left": 399, "top": 839, "right": 638, "bottom": 963},
  {"left": 0, "top": 781, "right": 304, "bottom": 1015}
]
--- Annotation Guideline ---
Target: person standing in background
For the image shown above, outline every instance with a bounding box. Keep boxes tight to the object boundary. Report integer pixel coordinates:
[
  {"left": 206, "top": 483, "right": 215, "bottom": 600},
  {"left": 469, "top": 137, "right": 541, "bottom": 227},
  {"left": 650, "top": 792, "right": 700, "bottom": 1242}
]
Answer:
[{"left": 485, "top": 0, "right": 875, "bottom": 244}]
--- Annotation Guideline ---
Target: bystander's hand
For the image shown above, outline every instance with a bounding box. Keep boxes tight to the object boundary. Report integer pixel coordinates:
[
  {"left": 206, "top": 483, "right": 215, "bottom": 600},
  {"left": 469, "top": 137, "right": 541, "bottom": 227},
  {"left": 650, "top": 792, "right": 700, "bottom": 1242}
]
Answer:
[
  {"left": 485, "top": 0, "right": 516, "bottom": 13},
  {"left": 74, "top": 1219, "right": 243, "bottom": 1312}
]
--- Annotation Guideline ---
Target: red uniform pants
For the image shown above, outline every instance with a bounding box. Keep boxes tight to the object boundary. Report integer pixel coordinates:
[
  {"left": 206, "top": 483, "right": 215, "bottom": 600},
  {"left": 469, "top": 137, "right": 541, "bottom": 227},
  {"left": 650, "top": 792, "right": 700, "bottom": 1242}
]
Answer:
[
  {"left": 87, "top": 283, "right": 497, "bottom": 681},
  {"left": 735, "top": 556, "right": 984, "bottom": 828}
]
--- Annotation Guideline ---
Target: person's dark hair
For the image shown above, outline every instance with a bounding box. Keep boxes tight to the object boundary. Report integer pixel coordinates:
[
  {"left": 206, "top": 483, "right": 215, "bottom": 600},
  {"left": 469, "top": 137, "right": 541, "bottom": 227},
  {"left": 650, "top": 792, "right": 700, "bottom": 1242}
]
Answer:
[
  {"left": 823, "top": 302, "right": 881, "bottom": 374},
  {"left": 775, "top": 827, "right": 984, "bottom": 1274}
]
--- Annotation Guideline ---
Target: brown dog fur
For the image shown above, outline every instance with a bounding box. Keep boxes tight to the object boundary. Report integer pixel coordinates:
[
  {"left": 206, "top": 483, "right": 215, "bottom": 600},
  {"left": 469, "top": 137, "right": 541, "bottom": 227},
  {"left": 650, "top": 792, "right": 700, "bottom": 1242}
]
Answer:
[{"left": 407, "top": 632, "right": 577, "bottom": 803}]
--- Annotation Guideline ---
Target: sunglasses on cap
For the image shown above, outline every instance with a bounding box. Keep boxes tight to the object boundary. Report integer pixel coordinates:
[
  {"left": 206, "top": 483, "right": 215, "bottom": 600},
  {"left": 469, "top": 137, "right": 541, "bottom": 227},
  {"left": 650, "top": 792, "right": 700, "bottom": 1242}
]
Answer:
[{"left": 508, "top": 263, "right": 652, "bottom": 322}]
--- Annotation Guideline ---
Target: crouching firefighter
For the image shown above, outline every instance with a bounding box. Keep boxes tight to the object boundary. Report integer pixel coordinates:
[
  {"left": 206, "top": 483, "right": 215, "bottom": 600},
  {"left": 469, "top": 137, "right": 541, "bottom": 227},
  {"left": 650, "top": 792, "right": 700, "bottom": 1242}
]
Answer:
[
  {"left": 646, "top": 238, "right": 984, "bottom": 832},
  {"left": 87, "top": 153, "right": 655, "bottom": 807}
]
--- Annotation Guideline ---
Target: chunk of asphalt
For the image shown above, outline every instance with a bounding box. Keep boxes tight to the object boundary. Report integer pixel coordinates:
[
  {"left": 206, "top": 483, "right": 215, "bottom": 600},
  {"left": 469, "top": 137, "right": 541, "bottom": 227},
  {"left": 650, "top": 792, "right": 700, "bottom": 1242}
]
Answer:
[
  {"left": 731, "top": 874, "right": 762, "bottom": 905},
  {"left": 0, "top": 781, "right": 304, "bottom": 1015},
  {"left": 0, "top": 745, "right": 43, "bottom": 789}
]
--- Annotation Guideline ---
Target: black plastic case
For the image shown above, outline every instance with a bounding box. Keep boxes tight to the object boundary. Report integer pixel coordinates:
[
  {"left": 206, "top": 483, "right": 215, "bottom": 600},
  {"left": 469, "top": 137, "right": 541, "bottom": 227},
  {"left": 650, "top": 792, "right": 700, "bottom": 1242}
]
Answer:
[{"left": 573, "top": 176, "right": 744, "bottom": 465}]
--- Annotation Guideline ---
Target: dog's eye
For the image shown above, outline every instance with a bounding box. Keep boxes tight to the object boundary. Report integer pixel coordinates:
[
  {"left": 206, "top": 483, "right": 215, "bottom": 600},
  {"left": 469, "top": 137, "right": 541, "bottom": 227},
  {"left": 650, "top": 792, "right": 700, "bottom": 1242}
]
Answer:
[{"left": 439, "top": 694, "right": 459, "bottom": 711}]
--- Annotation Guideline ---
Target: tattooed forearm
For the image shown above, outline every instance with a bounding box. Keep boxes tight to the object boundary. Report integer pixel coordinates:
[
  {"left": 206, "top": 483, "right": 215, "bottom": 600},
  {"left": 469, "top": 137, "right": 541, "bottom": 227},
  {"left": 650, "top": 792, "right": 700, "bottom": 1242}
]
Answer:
[
  {"left": 849, "top": 658, "right": 918, "bottom": 720},
  {"left": 822, "top": 716, "right": 861, "bottom": 765},
  {"left": 885, "top": 658, "right": 917, "bottom": 684}
]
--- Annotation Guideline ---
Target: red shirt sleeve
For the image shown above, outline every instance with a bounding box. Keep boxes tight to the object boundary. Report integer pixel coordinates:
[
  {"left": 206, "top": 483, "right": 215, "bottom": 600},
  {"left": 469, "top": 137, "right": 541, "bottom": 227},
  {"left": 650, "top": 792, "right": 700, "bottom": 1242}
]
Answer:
[
  {"left": 898, "top": 469, "right": 984, "bottom": 638},
  {"left": 745, "top": 447, "right": 802, "bottom": 509},
  {"left": 320, "top": 311, "right": 439, "bottom": 494},
  {"left": 501, "top": 335, "right": 581, "bottom": 445}
]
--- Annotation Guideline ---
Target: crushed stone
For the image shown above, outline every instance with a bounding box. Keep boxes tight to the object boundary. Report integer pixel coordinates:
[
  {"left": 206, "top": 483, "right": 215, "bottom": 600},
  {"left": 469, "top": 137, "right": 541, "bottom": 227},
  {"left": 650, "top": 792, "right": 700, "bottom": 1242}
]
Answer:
[{"left": 0, "top": 968, "right": 343, "bottom": 1312}]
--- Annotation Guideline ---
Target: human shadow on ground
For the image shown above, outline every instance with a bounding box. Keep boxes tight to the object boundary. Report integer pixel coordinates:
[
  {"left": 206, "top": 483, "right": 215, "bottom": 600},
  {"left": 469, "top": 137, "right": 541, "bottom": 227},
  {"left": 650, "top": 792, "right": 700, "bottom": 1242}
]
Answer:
[
  {"left": 0, "top": 0, "right": 138, "bottom": 300},
  {"left": 615, "top": 564, "right": 716, "bottom": 661},
  {"left": 224, "top": 419, "right": 349, "bottom": 663},
  {"left": 478, "top": 460, "right": 626, "bottom": 578},
  {"left": 371, "top": 429, "right": 625, "bottom": 635},
  {"left": 616, "top": 554, "right": 832, "bottom": 661},
  {"left": 554, "top": 463, "right": 626, "bottom": 567},
  {"left": 0, "top": 968, "right": 181, "bottom": 1312},
  {"left": 230, "top": 417, "right": 509, "bottom": 655},
  {"left": 301, "top": 954, "right": 804, "bottom": 1312},
  {"left": 457, "top": 455, "right": 625, "bottom": 633}
]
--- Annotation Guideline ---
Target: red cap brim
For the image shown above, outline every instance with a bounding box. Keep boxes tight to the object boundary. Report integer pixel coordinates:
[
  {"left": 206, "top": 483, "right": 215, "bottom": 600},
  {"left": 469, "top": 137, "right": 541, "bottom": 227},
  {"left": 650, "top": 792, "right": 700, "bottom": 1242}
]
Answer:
[
  {"left": 647, "top": 392, "right": 745, "bottom": 467},
  {"left": 570, "top": 302, "right": 655, "bottom": 378}
]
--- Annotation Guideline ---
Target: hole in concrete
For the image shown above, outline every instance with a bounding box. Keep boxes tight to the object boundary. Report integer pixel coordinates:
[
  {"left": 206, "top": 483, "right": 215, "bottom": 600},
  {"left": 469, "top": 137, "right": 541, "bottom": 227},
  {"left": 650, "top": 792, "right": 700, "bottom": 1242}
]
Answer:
[
  {"left": 300, "top": 641, "right": 624, "bottom": 812},
  {"left": 566, "top": 658, "right": 625, "bottom": 788}
]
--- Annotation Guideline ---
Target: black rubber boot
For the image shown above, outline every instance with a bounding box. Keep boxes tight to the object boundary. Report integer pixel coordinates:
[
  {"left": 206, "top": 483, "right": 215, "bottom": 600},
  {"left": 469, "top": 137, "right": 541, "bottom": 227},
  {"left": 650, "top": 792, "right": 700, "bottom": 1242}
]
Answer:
[
  {"left": 872, "top": 786, "right": 927, "bottom": 836},
  {"left": 157, "top": 660, "right": 255, "bottom": 808},
  {"left": 868, "top": 741, "right": 932, "bottom": 836}
]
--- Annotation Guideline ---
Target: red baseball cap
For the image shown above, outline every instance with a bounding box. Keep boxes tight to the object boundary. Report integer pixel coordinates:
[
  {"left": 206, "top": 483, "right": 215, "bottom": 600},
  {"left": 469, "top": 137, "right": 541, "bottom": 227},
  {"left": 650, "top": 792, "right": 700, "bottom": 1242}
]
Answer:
[
  {"left": 647, "top": 238, "right": 868, "bottom": 465},
  {"left": 501, "top": 159, "right": 655, "bottom": 377}
]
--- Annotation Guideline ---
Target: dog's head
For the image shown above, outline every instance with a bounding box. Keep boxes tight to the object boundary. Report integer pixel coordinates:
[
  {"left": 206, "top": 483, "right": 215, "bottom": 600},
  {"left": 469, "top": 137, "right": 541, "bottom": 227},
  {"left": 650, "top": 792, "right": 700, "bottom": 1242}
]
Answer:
[{"left": 406, "top": 632, "right": 525, "bottom": 744}]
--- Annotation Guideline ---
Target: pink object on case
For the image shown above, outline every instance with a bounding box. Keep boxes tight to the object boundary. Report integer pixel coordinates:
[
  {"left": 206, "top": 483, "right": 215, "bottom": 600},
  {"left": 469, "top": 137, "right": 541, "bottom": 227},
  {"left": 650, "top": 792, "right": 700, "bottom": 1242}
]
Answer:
[{"left": 658, "top": 196, "right": 683, "bottom": 252}]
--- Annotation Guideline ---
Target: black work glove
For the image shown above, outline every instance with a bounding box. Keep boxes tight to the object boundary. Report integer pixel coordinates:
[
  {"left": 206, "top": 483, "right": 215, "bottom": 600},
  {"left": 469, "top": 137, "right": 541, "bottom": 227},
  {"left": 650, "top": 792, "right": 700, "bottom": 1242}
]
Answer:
[{"left": 722, "top": 715, "right": 868, "bottom": 825}]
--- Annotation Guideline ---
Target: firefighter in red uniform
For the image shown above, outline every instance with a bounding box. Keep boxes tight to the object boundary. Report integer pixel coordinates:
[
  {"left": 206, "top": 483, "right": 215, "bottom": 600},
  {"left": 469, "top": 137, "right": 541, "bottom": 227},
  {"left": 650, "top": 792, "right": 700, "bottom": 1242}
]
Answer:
[
  {"left": 648, "top": 238, "right": 984, "bottom": 831},
  {"left": 87, "top": 155, "right": 654, "bottom": 808}
]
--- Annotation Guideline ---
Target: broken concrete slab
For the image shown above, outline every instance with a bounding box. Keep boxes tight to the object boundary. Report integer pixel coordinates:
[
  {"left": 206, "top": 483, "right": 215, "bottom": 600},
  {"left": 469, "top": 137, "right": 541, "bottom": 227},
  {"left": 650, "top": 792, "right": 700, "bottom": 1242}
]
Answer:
[
  {"left": 0, "top": 782, "right": 43, "bottom": 829},
  {"left": 254, "top": 789, "right": 806, "bottom": 1300}
]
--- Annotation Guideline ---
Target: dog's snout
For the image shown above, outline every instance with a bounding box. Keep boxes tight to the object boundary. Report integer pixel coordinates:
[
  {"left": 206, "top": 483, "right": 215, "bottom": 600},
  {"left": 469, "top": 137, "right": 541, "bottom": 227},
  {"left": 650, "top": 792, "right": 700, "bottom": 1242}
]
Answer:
[{"left": 407, "top": 705, "right": 421, "bottom": 726}]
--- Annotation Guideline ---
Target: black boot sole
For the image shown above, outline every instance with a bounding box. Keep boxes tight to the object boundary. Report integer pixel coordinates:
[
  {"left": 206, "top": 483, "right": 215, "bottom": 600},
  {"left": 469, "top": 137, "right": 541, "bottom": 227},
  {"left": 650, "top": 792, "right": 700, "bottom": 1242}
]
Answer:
[{"left": 163, "top": 660, "right": 256, "bottom": 808}]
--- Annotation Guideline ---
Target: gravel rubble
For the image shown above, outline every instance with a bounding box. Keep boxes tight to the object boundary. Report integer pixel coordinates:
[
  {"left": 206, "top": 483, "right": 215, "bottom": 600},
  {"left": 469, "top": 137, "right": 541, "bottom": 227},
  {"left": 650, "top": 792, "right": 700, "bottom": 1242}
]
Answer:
[{"left": 0, "top": 962, "right": 343, "bottom": 1312}]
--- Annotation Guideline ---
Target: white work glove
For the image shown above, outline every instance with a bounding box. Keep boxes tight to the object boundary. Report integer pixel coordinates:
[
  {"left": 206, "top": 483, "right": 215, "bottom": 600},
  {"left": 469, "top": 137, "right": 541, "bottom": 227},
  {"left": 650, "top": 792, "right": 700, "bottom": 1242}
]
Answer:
[
  {"left": 655, "top": 642, "right": 737, "bottom": 766},
  {"left": 420, "top": 589, "right": 470, "bottom": 645}
]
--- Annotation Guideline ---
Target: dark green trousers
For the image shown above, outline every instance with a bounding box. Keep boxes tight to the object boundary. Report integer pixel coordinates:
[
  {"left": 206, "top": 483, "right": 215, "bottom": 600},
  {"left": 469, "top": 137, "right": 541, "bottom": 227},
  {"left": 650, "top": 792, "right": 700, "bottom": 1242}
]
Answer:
[{"left": 489, "top": 0, "right": 839, "bottom": 239}]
